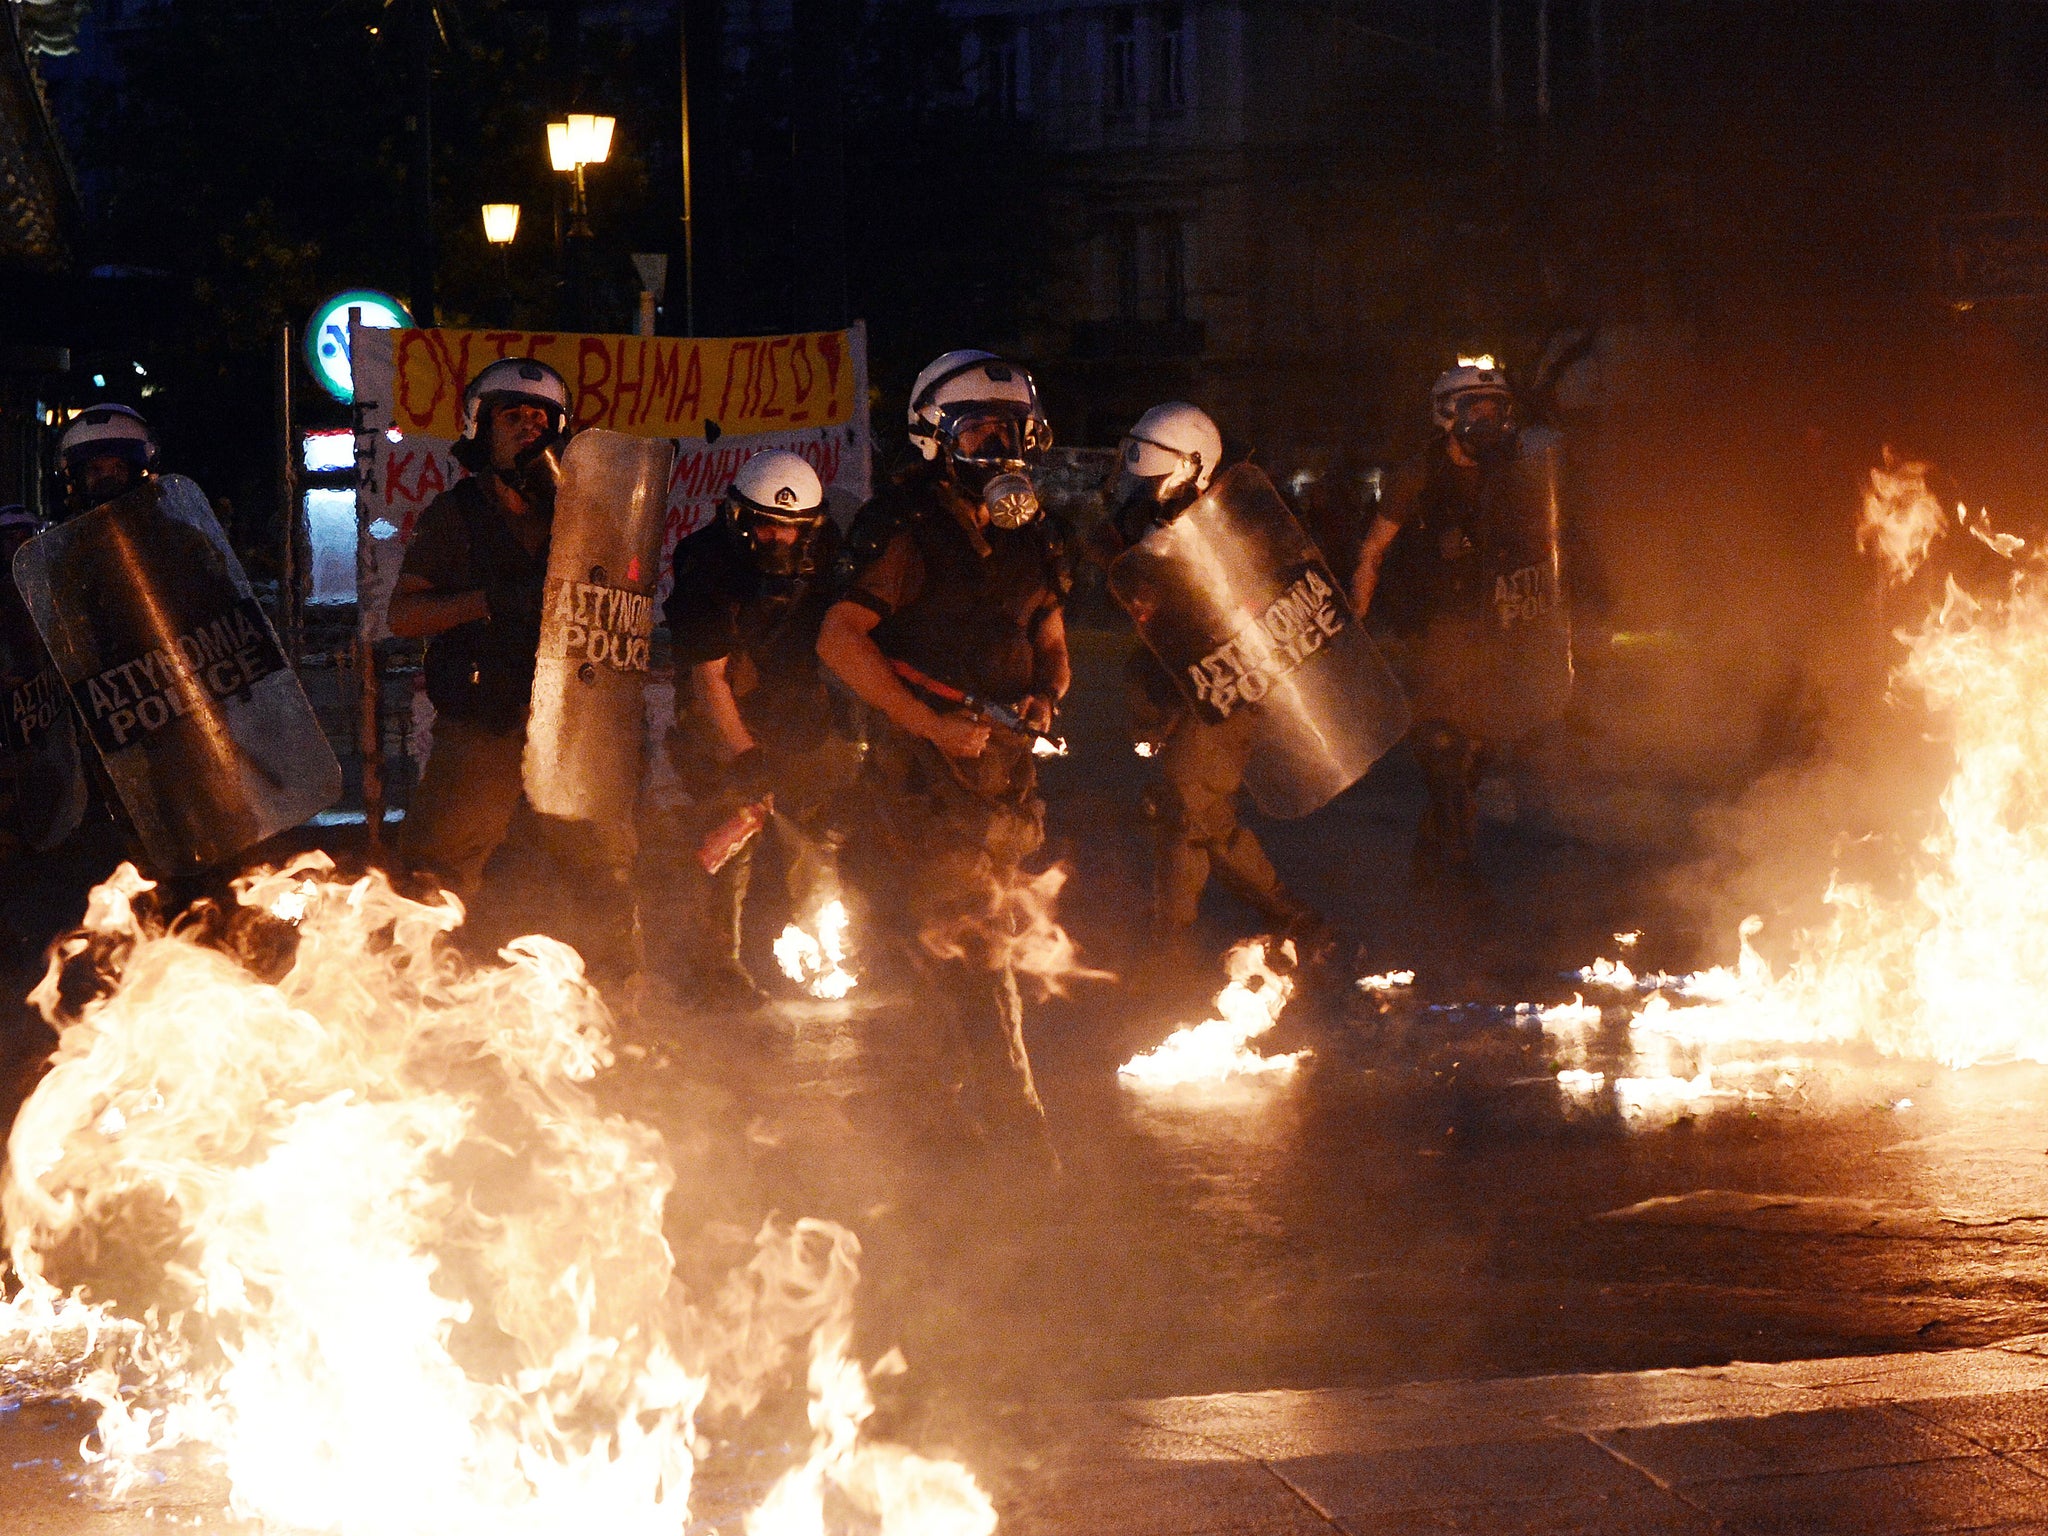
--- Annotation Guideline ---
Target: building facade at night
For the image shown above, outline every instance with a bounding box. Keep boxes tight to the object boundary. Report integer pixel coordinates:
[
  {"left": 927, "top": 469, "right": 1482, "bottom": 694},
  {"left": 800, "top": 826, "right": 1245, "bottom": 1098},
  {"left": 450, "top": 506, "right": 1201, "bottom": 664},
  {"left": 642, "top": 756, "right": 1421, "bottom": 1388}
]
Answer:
[{"left": 808, "top": 1, "right": 1572, "bottom": 469}]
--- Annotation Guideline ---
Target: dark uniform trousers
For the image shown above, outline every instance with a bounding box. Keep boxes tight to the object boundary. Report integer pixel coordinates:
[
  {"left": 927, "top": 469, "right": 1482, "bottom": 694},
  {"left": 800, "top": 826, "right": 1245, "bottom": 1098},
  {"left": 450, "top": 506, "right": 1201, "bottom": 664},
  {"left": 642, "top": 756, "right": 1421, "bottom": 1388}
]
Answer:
[
  {"left": 674, "top": 730, "right": 863, "bottom": 982},
  {"left": 1127, "top": 651, "right": 1305, "bottom": 936},
  {"left": 855, "top": 719, "right": 1049, "bottom": 1140},
  {"left": 401, "top": 712, "right": 640, "bottom": 980}
]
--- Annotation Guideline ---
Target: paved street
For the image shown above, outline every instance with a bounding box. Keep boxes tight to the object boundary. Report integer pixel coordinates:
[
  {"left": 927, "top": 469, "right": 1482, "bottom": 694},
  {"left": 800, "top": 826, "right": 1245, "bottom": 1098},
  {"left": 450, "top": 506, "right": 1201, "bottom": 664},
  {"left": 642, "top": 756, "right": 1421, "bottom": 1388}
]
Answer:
[
  {"left": 10, "top": 1335, "right": 2048, "bottom": 1531},
  {"left": 5, "top": 626, "right": 2048, "bottom": 1531}
]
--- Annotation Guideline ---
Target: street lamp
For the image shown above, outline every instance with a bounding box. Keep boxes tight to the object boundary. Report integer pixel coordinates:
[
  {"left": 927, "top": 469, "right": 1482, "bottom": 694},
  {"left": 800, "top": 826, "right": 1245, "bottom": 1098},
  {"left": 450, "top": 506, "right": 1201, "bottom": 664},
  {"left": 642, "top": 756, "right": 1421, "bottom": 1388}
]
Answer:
[
  {"left": 548, "top": 113, "right": 615, "bottom": 238},
  {"left": 481, "top": 204, "right": 520, "bottom": 324},
  {"left": 548, "top": 113, "right": 614, "bottom": 329},
  {"left": 481, "top": 203, "right": 521, "bottom": 245}
]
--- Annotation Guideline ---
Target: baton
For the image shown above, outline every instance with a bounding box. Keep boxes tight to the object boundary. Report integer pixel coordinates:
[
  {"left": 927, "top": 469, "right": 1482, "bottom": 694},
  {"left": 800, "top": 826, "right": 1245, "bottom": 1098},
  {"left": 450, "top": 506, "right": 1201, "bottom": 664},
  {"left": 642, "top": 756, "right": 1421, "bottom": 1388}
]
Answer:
[{"left": 887, "top": 659, "right": 1066, "bottom": 754}]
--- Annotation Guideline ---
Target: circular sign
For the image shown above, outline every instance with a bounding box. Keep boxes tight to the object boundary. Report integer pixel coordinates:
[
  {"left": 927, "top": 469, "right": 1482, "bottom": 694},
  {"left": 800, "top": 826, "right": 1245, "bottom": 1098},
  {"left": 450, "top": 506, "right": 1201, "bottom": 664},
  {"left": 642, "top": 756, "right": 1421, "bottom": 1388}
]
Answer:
[{"left": 304, "top": 289, "right": 413, "bottom": 403}]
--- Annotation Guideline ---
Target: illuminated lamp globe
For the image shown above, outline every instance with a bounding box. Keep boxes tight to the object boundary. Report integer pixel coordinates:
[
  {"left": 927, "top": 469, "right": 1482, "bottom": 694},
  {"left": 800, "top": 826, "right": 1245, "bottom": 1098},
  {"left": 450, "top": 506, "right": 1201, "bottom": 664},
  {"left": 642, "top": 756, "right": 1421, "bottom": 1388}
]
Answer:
[
  {"left": 547, "top": 121, "right": 577, "bottom": 172},
  {"left": 565, "top": 112, "right": 616, "bottom": 166},
  {"left": 481, "top": 204, "right": 521, "bottom": 245}
]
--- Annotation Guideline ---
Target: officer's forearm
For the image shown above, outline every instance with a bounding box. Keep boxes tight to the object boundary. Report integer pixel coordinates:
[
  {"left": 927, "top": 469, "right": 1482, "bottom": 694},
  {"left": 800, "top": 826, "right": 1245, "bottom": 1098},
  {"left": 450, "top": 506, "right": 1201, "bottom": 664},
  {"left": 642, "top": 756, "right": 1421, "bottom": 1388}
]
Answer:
[
  {"left": 1031, "top": 616, "right": 1071, "bottom": 703},
  {"left": 1351, "top": 556, "right": 1382, "bottom": 618},
  {"left": 387, "top": 587, "right": 489, "bottom": 639},
  {"left": 688, "top": 658, "right": 757, "bottom": 762},
  {"left": 817, "top": 604, "right": 945, "bottom": 740},
  {"left": 1351, "top": 515, "right": 1401, "bottom": 616}
]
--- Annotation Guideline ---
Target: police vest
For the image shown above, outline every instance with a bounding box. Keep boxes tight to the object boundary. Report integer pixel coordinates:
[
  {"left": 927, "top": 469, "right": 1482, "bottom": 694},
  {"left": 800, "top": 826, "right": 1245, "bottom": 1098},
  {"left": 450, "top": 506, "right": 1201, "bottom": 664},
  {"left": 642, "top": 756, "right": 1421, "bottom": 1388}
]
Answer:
[
  {"left": 856, "top": 480, "right": 1064, "bottom": 704},
  {"left": 421, "top": 478, "right": 549, "bottom": 731}
]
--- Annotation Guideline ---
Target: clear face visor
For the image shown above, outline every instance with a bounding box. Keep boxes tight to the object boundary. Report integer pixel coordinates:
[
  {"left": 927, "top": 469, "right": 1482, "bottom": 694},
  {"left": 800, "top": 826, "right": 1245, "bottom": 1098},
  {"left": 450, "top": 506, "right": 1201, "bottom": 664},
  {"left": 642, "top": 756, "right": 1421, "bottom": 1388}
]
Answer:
[
  {"left": 63, "top": 439, "right": 150, "bottom": 475},
  {"left": 940, "top": 403, "right": 1048, "bottom": 468},
  {"left": 1447, "top": 390, "right": 1513, "bottom": 433},
  {"left": 481, "top": 393, "right": 566, "bottom": 439},
  {"left": 731, "top": 492, "right": 827, "bottom": 571},
  {"left": 1121, "top": 432, "right": 1200, "bottom": 485}
]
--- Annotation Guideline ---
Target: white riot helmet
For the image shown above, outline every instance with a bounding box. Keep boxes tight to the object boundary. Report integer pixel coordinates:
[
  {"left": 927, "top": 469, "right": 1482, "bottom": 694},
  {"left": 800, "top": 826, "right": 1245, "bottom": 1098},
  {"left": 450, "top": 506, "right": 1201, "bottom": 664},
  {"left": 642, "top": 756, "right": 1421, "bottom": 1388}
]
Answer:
[
  {"left": 454, "top": 357, "right": 572, "bottom": 490},
  {"left": 458, "top": 357, "right": 571, "bottom": 442},
  {"left": 59, "top": 404, "right": 157, "bottom": 511},
  {"left": 1431, "top": 356, "right": 1518, "bottom": 463},
  {"left": 1429, "top": 358, "right": 1514, "bottom": 431},
  {"left": 0, "top": 504, "right": 38, "bottom": 550},
  {"left": 906, "top": 349, "right": 1052, "bottom": 528},
  {"left": 1122, "top": 402, "right": 1222, "bottom": 496},
  {"left": 724, "top": 449, "right": 828, "bottom": 580},
  {"left": 60, "top": 404, "right": 156, "bottom": 474},
  {"left": 1109, "top": 402, "right": 1222, "bottom": 535}
]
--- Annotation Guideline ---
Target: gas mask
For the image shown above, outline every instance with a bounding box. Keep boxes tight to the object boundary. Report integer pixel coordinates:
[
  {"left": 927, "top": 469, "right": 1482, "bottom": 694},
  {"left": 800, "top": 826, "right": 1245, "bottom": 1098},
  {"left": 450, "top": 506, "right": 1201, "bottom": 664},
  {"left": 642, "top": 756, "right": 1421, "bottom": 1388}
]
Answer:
[
  {"left": 65, "top": 453, "right": 146, "bottom": 515},
  {"left": 1449, "top": 395, "right": 1517, "bottom": 466},
  {"left": 982, "top": 473, "right": 1041, "bottom": 530},
  {"left": 941, "top": 404, "right": 1046, "bottom": 528}
]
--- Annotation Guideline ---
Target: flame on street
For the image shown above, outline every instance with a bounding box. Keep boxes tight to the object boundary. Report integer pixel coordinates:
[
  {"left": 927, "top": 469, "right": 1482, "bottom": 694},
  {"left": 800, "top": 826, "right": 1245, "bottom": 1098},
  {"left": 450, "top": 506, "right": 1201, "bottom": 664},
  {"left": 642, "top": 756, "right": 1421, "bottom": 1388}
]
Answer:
[
  {"left": 1570, "top": 454, "right": 2048, "bottom": 1098},
  {"left": 775, "top": 899, "right": 858, "bottom": 1000},
  {"left": 919, "top": 864, "right": 1113, "bottom": 999},
  {"left": 1119, "top": 939, "right": 1307, "bottom": 1086},
  {"left": 0, "top": 858, "right": 995, "bottom": 1536}
]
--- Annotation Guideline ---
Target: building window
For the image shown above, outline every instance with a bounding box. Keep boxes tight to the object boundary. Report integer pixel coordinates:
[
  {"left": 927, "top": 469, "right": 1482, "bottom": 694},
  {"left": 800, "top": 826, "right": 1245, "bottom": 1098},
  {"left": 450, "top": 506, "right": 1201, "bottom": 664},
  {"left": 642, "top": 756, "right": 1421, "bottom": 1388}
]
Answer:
[
  {"left": 1155, "top": 5, "right": 1187, "bottom": 112},
  {"left": 980, "top": 22, "right": 1023, "bottom": 117},
  {"left": 1115, "top": 226, "right": 1142, "bottom": 323},
  {"left": 1158, "top": 222, "right": 1187, "bottom": 321},
  {"left": 1108, "top": 8, "right": 1138, "bottom": 113}
]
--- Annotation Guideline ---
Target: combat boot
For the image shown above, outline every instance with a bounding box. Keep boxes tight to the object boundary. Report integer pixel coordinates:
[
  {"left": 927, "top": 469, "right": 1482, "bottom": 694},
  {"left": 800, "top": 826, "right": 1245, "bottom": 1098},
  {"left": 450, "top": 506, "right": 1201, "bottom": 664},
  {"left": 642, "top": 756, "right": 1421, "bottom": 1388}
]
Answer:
[{"left": 679, "top": 849, "right": 767, "bottom": 1011}]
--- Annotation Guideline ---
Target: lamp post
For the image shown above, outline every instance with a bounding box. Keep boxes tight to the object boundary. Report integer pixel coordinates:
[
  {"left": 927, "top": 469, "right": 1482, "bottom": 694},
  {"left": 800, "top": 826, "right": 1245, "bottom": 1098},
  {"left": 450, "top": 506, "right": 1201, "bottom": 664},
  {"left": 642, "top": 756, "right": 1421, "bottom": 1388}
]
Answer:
[
  {"left": 548, "top": 113, "right": 614, "bottom": 326},
  {"left": 481, "top": 203, "right": 520, "bottom": 325}
]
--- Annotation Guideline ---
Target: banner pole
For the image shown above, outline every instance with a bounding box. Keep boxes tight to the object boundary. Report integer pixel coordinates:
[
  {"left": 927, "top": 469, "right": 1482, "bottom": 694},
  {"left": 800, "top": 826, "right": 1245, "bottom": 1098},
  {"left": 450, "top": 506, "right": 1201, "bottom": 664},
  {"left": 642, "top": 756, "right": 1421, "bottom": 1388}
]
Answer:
[
  {"left": 349, "top": 307, "right": 386, "bottom": 851},
  {"left": 277, "top": 322, "right": 300, "bottom": 667},
  {"left": 679, "top": 0, "right": 696, "bottom": 336}
]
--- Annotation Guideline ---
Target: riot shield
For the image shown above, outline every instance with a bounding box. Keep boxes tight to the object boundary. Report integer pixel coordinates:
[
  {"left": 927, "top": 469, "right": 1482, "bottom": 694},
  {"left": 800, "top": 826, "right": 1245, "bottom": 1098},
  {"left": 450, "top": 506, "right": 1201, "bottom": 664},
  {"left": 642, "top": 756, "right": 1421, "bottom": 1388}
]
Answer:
[
  {"left": 1409, "top": 428, "right": 1573, "bottom": 742},
  {"left": 0, "top": 660, "right": 86, "bottom": 854},
  {"left": 0, "top": 513, "right": 85, "bottom": 852},
  {"left": 1109, "top": 463, "right": 1410, "bottom": 819},
  {"left": 12, "top": 475, "right": 342, "bottom": 871},
  {"left": 523, "top": 430, "right": 676, "bottom": 826}
]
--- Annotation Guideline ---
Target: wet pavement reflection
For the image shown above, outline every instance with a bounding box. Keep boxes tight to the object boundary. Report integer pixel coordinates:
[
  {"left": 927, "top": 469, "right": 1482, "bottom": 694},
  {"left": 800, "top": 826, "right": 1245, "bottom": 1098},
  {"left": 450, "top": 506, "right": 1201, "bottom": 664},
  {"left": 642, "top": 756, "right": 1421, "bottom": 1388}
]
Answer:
[{"left": 603, "top": 928, "right": 2048, "bottom": 1410}]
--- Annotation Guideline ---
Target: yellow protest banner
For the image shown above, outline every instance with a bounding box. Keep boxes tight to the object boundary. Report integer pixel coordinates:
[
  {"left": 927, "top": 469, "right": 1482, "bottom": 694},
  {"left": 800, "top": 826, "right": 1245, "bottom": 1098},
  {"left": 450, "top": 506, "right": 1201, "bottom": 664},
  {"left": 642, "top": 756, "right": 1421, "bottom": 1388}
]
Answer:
[{"left": 371, "top": 326, "right": 860, "bottom": 441}]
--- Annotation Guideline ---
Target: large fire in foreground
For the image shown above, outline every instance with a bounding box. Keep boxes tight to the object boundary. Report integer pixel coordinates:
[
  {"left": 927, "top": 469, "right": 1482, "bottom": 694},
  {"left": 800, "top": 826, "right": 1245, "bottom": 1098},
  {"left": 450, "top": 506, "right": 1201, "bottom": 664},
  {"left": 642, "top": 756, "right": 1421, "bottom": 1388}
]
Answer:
[
  {"left": 0, "top": 859, "right": 995, "bottom": 1536},
  {"left": 1573, "top": 457, "right": 2048, "bottom": 1087}
]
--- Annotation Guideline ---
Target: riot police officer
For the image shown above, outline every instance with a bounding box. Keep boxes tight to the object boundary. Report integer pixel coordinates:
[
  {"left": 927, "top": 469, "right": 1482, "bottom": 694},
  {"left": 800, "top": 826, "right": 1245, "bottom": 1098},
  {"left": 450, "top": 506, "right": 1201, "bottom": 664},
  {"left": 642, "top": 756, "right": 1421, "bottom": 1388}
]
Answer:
[
  {"left": 666, "top": 449, "right": 852, "bottom": 1006},
  {"left": 389, "top": 358, "right": 572, "bottom": 896},
  {"left": 0, "top": 504, "right": 83, "bottom": 860},
  {"left": 57, "top": 405, "right": 156, "bottom": 516},
  {"left": 29, "top": 405, "right": 340, "bottom": 875},
  {"left": 1092, "top": 404, "right": 1324, "bottom": 964},
  {"left": 1354, "top": 361, "right": 1572, "bottom": 876},
  {"left": 818, "top": 350, "right": 1070, "bottom": 1167}
]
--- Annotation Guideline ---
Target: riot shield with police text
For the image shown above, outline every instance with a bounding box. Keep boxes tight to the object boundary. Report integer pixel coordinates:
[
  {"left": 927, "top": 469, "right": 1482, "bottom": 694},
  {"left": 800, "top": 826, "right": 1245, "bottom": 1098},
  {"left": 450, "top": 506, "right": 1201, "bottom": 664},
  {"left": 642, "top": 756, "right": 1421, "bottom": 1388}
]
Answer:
[
  {"left": 0, "top": 515, "right": 84, "bottom": 853},
  {"left": 1109, "top": 463, "right": 1410, "bottom": 819},
  {"left": 0, "top": 659, "right": 86, "bottom": 853},
  {"left": 12, "top": 475, "right": 342, "bottom": 871},
  {"left": 522, "top": 429, "right": 676, "bottom": 826},
  {"left": 1409, "top": 427, "right": 1574, "bottom": 742}
]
